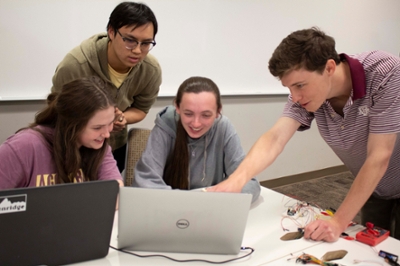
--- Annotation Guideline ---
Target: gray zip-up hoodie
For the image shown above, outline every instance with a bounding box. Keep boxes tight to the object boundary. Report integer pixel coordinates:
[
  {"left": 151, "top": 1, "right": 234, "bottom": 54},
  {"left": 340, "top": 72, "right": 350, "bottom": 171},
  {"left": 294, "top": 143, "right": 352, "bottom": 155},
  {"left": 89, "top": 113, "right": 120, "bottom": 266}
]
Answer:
[{"left": 133, "top": 106, "right": 260, "bottom": 202}]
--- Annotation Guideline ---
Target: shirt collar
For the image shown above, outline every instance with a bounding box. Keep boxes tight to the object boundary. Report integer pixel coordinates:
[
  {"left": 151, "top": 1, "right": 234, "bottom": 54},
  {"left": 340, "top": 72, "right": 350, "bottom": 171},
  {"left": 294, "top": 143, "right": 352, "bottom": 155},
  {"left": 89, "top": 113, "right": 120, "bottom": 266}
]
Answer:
[{"left": 339, "top": 53, "right": 366, "bottom": 100}]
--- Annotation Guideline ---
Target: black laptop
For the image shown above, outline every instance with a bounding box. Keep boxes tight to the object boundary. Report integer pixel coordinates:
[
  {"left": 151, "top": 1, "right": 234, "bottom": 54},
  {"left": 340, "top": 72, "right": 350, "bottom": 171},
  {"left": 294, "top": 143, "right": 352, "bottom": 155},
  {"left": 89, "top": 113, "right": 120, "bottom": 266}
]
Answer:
[{"left": 0, "top": 180, "right": 119, "bottom": 266}]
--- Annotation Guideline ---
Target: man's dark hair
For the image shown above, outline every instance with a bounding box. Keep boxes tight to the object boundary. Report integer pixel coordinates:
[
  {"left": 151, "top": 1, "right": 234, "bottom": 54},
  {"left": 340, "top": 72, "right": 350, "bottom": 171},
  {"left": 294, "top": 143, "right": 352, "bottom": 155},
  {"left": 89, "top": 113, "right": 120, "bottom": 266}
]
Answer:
[
  {"left": 268, "top": 27, "right": 341, "bottom": 78},
  {"left": 107, "top": 2, "right": 158, "bottom": 38}
]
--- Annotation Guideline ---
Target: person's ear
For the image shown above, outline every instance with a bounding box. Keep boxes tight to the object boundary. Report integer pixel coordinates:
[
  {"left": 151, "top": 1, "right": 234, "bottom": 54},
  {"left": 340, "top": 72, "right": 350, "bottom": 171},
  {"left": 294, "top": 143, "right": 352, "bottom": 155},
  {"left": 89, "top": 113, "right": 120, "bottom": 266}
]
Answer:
[
  {"left": 175, "top": 102, "right": 181, "bottom": 115},
  {"left": 325, "top": 59, "right": 336, "bottom": 76},
  {"left": 216, "top": 107, "right": 222, "bottom": 118},
  {"left": 108, "top": 27, "right": 116, "bottom": 41}
]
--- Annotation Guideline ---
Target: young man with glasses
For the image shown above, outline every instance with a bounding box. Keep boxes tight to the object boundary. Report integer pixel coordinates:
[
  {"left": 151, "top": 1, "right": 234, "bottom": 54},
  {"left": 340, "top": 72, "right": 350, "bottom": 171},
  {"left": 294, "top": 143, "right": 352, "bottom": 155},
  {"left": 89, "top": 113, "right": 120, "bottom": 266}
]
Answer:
[{"left": 51, "top": 2, "right": 162, "bottom": 173}]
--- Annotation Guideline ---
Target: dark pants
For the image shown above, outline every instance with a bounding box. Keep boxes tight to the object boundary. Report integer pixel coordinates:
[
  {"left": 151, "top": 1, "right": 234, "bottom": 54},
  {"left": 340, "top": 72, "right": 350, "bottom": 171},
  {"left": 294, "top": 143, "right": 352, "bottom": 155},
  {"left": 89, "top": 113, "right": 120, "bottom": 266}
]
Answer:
[
  {"left": 112, "top": 143, "right": 127, "bottom": 173},
  {"left": 361, "top": 194, "right": 400, "bottom": 240}
]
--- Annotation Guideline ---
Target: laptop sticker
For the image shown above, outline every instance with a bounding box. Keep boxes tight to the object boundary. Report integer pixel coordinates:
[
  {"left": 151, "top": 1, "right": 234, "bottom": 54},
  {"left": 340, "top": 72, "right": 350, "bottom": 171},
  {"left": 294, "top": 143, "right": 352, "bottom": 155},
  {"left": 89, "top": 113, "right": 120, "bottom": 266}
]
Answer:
[{"left": 0, "top": 194, "right": 27, "bottom": 214}]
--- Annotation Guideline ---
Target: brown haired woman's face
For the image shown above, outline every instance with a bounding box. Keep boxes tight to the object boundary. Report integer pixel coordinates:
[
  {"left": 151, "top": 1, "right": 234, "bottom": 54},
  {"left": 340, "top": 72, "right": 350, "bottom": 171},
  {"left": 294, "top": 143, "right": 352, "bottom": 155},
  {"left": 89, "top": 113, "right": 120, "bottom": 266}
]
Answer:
[
  {"left": 176, "top": 92, "right": 220, "bottom": 139},
  {"left": 77, "top": 106, "right": 115, "bottom": 149}
]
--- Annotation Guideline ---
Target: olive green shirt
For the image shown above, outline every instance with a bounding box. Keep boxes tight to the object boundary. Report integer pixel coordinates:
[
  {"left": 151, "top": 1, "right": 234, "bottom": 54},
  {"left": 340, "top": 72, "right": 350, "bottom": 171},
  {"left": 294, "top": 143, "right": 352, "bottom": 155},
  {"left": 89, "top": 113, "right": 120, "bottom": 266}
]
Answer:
[{"left": 51, "top": 33, "right": 162, "bottom": 149}]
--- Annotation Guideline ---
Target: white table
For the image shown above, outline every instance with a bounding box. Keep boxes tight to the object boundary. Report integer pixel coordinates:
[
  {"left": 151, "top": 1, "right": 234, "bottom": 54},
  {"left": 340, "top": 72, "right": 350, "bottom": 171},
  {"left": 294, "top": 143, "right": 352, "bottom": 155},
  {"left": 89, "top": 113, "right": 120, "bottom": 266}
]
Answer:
[
  {"left": 264, "top": 235, "right": 400, "bottom": 266},
  {"left": 72, "top": 187, "right": 400, "bottom": 265}
]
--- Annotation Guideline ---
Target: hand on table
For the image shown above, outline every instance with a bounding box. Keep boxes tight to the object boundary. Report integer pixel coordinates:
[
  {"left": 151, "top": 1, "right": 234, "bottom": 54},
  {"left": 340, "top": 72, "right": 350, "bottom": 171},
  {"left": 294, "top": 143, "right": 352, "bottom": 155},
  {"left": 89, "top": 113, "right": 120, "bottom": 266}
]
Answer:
[
  {"left": 206, "top": 178, "right": 242, "bottom": 193},
  {"left": 304, "top": 218, "right": 343, "bottom": 242}
]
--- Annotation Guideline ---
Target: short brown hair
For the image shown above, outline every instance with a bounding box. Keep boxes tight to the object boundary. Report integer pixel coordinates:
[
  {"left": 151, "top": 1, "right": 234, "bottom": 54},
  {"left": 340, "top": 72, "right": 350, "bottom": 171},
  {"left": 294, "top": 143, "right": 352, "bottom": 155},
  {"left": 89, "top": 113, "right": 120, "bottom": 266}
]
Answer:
[{"left": 268, "top": 27, "right": 341, "bottom": 79}]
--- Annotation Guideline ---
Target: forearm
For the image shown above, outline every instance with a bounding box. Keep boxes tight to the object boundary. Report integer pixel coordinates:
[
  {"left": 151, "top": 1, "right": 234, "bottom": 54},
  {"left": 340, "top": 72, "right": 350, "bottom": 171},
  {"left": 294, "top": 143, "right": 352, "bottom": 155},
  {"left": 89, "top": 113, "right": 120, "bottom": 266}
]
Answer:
[
  {"left": 333, "top": 133, "right": 395, "bottom": 231},
  {"left": 229, "top": 117, "right": 299, "bottom": 186},
  {"left": 333, "top": 159, "right": 388, "bottom": 231},
  {"left": 133, "top": 163, "right": 170, "bottom": 188},
  {"left": 231, "top": 132, "right": 284, "bottom": 186},
  {"left": 124, "top": 107, "right": 147, "bottom": 124},
  {"left": 304, "top": 133, "right": 396, "bottom": 242},
  {"left": 132, "top": 128, "right": 172, "bottom": 189}
]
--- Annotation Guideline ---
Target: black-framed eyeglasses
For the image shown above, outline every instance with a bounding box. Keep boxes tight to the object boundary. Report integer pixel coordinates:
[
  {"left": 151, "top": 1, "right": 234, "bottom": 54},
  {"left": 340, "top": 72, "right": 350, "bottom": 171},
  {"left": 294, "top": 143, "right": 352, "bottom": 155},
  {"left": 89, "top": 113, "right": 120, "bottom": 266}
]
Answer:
[{"left": 117, "top": 30, "right": 156, "bottom": 52}]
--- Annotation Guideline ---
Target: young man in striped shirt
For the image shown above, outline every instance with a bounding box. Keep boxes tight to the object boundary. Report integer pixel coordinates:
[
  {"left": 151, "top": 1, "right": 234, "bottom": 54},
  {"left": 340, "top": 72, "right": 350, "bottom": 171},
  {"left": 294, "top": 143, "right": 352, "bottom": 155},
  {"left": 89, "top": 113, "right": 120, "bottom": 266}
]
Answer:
[{"left": 209, "top": 27, "right": 400, "bottom": 242}]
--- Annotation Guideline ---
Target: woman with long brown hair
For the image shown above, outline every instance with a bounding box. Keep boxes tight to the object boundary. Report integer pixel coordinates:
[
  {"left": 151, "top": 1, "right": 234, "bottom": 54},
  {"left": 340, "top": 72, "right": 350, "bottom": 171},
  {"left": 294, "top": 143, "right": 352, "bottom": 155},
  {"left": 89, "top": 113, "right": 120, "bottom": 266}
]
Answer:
[
  {"left": 133, "top": 76, "right": 260, "bottom": 202},
  {"left": 0, "top": 76, "right": 123, "bottom": 188}
]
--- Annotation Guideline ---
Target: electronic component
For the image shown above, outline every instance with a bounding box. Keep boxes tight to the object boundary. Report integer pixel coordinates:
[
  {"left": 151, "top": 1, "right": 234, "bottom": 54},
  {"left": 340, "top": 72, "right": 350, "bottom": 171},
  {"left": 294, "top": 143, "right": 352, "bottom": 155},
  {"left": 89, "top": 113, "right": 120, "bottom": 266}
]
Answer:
[
  {"left": 379, "top": 250, "right": 399, "bottom": 266},
  {"left": 355, "top": 222, "right": 389, "bottom": 246},
  {"left": 287, "top": 208, "right": 297, "bottom": 216}
]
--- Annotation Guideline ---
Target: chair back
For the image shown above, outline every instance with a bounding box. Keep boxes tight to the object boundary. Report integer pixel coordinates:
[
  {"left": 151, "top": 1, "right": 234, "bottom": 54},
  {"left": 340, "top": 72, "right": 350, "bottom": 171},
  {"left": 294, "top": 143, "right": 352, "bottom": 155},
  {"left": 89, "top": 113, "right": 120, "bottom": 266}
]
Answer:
[{"left": 124, "top": 128, "right": 151, "bottom": 186}]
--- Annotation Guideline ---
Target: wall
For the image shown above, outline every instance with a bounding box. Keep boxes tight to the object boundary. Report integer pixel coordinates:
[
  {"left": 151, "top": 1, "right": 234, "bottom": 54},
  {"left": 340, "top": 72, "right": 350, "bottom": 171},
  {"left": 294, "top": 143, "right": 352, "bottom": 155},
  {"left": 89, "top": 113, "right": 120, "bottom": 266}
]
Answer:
[
  {"left": 1, "top": 0, "right": 400, "bottom": 99},
  {"left": 0, "top": 95, "right": 342, "bottom": 182},
  {"left": 3, "top": 0, "right": 396, "bottom": 181}
]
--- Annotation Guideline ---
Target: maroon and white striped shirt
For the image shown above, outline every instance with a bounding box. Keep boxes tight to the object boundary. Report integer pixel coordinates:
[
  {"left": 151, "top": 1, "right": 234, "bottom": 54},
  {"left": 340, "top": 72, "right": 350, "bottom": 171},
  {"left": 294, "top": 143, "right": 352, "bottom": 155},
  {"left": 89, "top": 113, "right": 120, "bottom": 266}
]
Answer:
[{"left": 282, "top": 51, "right": 400, "bottom": 199}]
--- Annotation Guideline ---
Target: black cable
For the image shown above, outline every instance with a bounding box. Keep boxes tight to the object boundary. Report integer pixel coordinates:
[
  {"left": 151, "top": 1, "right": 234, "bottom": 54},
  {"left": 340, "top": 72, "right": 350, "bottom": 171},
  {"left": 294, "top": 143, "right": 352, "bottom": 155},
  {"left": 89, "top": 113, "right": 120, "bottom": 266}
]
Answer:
[{"left": 109, "top": 246, "right": 254, "bottom": 264}]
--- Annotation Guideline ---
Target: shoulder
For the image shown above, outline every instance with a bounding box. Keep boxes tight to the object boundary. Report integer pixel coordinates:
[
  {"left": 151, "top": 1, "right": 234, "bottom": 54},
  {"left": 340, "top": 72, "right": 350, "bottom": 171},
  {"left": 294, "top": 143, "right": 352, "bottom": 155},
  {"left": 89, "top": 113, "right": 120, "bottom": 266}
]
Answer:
[
  {"left": 55, "top": 33, "right": 107, "bottom": 69},
  {"left": 2, "top": 128, "right": 49, "bottom": 152},
  {"left": 352, "top": 50, "right": 397, "bottom": 61},
  {"left": 52, "top": 34, "right": 108, "bottom": 91},
  {"left": 352, "top": 51, "right": 400, "bottom": 73},
  {"left": 7, "top": 128, "right": 45, "bottom": 143},
  {"left": 158, "top": 105, "right": 176, "bottom": 120},
  {"left": 208, "top": 115, "right": 237, "bottom": 138},
  {"left": 215, "top": 115, "right": 235, "bottom": 130},
  {"left": 66, "top": 33, "right": 108, "bottom": 63},
  {"left": 352, "top": 51, "right": 400, "bottom": 94},
  {"left": 124, "top": 53, "right": 161, "bottom": 98},
  {"left": 155, "top": 106, "right": 178, "bottom": 134},
  {"left": 142, "top": 53, "right": 161, "bottom": 69},
  {"left": 140, "top": 53, "right": 162, "bottom": 77}
]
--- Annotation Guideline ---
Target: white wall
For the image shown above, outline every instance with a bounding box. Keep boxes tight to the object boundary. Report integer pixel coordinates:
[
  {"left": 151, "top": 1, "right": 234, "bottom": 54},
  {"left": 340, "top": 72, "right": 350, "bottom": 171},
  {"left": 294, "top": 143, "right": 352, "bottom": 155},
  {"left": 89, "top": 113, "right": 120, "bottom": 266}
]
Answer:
[
  {"left": 0, "top": 96, "right": 342, "bottom": 182},
  {"left": 1, "top": 0, "right": 396, "bottom": 182},
  {"left": 1, "top": 0, "right": 400, "bottom": 99}
]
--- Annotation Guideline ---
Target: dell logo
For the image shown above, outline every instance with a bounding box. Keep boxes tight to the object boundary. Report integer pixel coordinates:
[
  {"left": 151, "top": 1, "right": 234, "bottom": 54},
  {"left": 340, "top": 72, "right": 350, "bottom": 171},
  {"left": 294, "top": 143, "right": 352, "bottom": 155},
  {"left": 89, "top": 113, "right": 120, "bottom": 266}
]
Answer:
[{"left": 176, "top": 219, "right": 190, "bottom": 229}]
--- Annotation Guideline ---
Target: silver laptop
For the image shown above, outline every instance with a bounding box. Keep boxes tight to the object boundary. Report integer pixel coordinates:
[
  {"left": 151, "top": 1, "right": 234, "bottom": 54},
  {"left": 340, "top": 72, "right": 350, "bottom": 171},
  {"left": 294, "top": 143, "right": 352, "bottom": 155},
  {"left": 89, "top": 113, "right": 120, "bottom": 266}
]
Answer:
[
  {"left": 0, "top": 180, "right": 119, "bottom": 266},
  {"left": 117, "top": 187, "right": 252, "bottom": 254}
]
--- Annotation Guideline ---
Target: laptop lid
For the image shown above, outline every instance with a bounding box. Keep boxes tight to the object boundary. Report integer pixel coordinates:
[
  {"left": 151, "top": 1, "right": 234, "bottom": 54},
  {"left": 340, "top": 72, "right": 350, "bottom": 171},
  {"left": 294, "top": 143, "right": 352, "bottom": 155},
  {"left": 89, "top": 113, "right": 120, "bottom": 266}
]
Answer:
[
  {"left": 0, "top": 180, "right": 119, "bottom": 266},
  {"left": 117, "top": 187, "right": 252, "bottom": 255}
]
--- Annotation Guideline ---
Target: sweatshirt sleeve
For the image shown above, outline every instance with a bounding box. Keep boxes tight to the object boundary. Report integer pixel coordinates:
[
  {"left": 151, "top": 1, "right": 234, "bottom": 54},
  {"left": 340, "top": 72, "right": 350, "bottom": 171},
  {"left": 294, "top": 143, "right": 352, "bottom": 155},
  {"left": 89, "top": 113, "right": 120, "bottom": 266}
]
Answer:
[
  {"left": 97, "top": 145, "right": 123, "bottom": 182},
  {"left": 132, "top": 126, "right": 172, "bottom": 189},
  {"left": 0, "top": 141, "right": 29, "bottom": 189},
  {"left": 223, "top": 121, "right": 261, "bottom": 203}
]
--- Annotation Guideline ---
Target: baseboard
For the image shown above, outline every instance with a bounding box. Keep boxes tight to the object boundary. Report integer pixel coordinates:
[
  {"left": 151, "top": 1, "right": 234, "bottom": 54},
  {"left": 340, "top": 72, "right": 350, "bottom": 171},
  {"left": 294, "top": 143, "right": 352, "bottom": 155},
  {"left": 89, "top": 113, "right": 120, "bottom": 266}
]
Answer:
[{"left": 261, "top": 165, "right": 348, "bottom": 189}]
